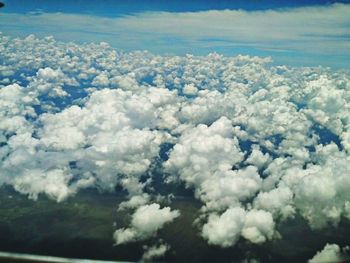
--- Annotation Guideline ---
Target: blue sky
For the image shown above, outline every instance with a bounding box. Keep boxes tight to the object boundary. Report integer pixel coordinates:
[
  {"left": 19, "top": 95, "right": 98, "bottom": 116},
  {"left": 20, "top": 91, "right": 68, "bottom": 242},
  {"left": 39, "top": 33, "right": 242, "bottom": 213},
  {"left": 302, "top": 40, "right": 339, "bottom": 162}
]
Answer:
[
  {"left": 1, "top": 0, "right": 350, "bottom": 68},
  {"left": 2, "top": 0, "right": 349, "bottom": 14}
]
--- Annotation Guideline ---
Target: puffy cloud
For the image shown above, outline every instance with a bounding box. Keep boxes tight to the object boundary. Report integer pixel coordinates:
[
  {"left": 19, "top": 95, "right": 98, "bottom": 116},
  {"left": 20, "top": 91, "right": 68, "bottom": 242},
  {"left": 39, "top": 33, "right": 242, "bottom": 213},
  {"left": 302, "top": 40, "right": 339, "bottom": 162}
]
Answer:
[
  {"left": 141, "top": 243, "right": 169, "bottom": 262},
  {"left": 2, "top": 33, "right": 350, "bottom": 251},
  {"left": 199, "top": 167, "right": 262, "bottom": 211},
  {"left": 12, "top": 169, "right": 74, "bottom": 202},
  {"left": 245, "top": 145, "right": 271, "bottom": 169},
  {"left": 183, "top": 83, "right": 198, "bottom": 96},
  {"left": 281, "top": 144, "right": 350, "bottom": 229},
  {"left": 202, "top": 208, "right": 275, "bottom": 247},
  {"left": 202, "top": 207, "right": 245, "bottom": 247},
  {"left": 253, "top": 186, "right": 295, "bottom": 220},
  {"left": 118, "top": 194, "right": 151, "bottom": 211},
  {"left": 0, "top": 83, "right": 35, "bottom": 134},
  {"left": 165, "top": 117, "right": 244, "bottom": 186},
  {"left": 308, "top": 243, "right": 349, "bottom": 263},
  {"left": 114, "top": 203, "right": 180, "bottom": 244},
  {"left": 91, "top": 72, "right": 110, "bottom": 87},
  {"left": 241, "top": 210, "right": 275, "bottom": 244},
  {"left": 110, "top": 74, "right": 139, "bottom": 91},
  {"left": 32, "top": 67, "right": 78, "bottom": 97}
]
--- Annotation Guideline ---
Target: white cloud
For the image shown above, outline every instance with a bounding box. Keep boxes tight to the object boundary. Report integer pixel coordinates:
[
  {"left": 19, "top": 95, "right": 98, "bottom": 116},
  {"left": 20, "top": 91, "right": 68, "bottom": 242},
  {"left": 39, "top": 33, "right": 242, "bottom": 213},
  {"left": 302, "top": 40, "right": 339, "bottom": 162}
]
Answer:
[
  {"left": 202, "top": 208, "right": 275, "bottom": 247},
  {"left": 202, "top": 207, "right": 246, "bottom": 247},
  {"left": 241, "top": 209, "right": 275, "bottom": 244},
  {"left": 309, "top": 243, "right": 349, "bottom": 263},
  {"left": 165, "top": 117, "right": 244, "bottom": 186},
  {"left": 183, "top": 84, "right": 198, "bottom": 96},
  {"left": 253, "top": 186, "right": 295, "bottom": 220},
  {"left": 141, "top": 243, "right": 169, "bottom": 262},
  {"left": 245, "top": 145, "right": 271, "bottom": 169},
  {"left": 2, "top": 4, "right": 350, "bottom": 67},
  {"left": 281, "top": 144, "right": 350, "bottom": 229},
  {"left": 199, "top": 167, "right": 262, "bottom": 211},
  {"left": 118, "top": 194, "right": 150, "bottom": 211},
  {"left": 114, "top": 203, "right": 180, "bottom": 244},
  {"left": 1, "top": 33, "right": 350, "bottom": 250},
  {"left": 13, "top": 169, "right": 72, "bottom": 202}
]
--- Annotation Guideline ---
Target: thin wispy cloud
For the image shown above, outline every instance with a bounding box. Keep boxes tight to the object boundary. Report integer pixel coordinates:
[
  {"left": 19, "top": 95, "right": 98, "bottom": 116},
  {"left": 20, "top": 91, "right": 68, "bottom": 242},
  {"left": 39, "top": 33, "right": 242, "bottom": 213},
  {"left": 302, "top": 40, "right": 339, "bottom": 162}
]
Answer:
[{"left": 1, "top": 3, "right": 349, "bottom": 67}]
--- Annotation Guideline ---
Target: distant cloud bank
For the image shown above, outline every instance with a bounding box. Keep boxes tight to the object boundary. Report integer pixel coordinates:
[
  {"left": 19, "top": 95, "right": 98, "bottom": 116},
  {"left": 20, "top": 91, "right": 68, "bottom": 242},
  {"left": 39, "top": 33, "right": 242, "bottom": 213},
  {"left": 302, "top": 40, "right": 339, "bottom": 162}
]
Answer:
[{"left": 1, "top": 3, "right": 350, "bottom": 67}]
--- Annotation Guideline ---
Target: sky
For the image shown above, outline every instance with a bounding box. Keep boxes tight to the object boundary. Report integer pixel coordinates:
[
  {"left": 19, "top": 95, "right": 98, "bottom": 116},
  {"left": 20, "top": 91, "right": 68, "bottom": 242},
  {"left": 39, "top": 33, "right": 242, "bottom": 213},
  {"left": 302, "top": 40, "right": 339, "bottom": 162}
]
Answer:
[
  {"left": 1, "top": 0, "right": 350, "bottom": 68},
  {"left": 2, "top": 1, "right": 350, "bottom": 262},
  {"left": 2, "top": 29, "right": 350, "bottom": 262}
]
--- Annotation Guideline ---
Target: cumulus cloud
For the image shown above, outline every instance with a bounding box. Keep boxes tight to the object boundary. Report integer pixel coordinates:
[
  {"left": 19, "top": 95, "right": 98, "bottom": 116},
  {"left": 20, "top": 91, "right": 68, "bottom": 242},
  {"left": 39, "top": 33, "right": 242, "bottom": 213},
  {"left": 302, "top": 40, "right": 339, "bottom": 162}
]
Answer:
[
  {"left": 281, "top": 144, "right": 350, "bottom": 229},
  {"left": 141, "top": 243, "right": 169, "bottom": 262},
  {"left": 245, "top": 145, "right": 271, "bottom": 169},
  {"left": 241, "top": 209, "right": 275, "bottom": 244},
  {"left": 202, "top": 208, "right": 275, "bottom": 247},
  {"left": 309, "top": 243, "right": 349, "bottom": 263},
  {"left": 1, "top": 33, "right": 350, "bottom": 251},
  {"left": 253, "top": 186, "right": 295, "bottom": 220},
  {"left": 114, "top": 203, "right": 180, "bottom": 244},
  {"left": 183, "top": 83, "right": 198, "bottom": 96},
  {"left": 164, "top": 117, "right": 244, "bottom": 188},
  {"left": 202, "top": 207, "right": 246, "bottom": 247}
]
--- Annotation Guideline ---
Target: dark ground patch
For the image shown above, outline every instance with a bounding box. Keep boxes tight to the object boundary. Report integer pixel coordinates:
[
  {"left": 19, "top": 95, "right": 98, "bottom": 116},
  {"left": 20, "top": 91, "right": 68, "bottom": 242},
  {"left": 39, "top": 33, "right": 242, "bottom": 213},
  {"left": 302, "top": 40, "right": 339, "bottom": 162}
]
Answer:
[{"left": 0, "top": 186, "right": 350, "bottom": 262}]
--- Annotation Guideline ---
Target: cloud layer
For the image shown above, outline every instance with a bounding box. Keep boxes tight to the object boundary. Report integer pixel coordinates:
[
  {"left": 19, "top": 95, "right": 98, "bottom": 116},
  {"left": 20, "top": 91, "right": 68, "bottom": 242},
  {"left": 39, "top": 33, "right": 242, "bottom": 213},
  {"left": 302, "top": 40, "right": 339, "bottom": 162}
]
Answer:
[
  {"left": 1, "top": 33, "right": 350, "bottom": 254},
  {"left": 1, "top": 4, "right": 350, "bottom": 67}
]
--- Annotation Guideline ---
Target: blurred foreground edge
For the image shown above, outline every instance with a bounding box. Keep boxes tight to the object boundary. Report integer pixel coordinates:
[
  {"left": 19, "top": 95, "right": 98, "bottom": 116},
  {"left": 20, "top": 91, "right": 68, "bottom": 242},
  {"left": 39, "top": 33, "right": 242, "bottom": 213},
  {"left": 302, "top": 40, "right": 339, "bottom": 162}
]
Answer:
[{"left": 0, "top": 251, "right": 133, "bottom": 263}]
